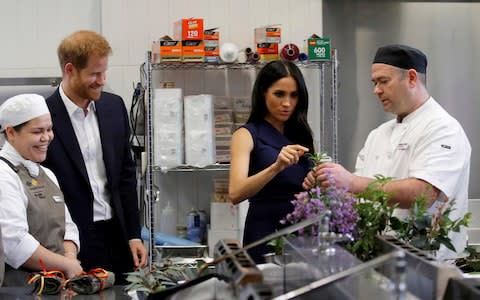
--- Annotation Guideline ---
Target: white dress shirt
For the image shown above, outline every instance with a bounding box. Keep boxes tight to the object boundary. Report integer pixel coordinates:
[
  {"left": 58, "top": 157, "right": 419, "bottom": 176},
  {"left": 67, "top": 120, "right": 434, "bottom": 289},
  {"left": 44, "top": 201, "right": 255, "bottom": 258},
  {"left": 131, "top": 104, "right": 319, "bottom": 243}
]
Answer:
[{"left": 59, "top": 84, "right": 112, "bottom": 221}]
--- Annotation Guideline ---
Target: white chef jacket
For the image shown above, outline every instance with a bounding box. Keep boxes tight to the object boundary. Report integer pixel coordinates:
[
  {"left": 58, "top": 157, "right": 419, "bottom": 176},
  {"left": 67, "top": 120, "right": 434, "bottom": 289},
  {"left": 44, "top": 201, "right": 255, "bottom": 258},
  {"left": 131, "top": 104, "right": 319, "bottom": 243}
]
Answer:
[
  {"left": 0, "top": 141, "right": 80, "bottom": 269},
  {"left": 355, "top": 97, "right": 471, "bottom": 257}
]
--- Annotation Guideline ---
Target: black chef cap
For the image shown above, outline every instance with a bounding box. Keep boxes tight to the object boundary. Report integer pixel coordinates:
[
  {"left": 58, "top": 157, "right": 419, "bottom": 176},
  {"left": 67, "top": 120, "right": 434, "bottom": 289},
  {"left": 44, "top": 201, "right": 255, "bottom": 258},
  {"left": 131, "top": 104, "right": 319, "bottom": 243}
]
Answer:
[{"left": 373, "top": 44, "right": 427, "bottom": 74}]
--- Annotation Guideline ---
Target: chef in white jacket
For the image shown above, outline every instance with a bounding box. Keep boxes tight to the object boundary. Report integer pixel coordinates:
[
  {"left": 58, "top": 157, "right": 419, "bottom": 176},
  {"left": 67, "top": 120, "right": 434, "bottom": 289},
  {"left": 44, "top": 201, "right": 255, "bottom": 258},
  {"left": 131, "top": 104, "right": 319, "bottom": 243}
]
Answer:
[{"left": 304, "top": 44, "right": 471, "bottom": 259}]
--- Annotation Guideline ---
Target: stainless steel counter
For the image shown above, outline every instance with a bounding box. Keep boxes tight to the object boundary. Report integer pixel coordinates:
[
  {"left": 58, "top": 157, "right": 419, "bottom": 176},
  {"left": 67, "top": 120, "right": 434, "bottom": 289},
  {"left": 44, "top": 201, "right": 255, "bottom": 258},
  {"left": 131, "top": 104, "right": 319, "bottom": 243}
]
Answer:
[{"left": 0, "top": 285, "right": 133, "bottom": 300}]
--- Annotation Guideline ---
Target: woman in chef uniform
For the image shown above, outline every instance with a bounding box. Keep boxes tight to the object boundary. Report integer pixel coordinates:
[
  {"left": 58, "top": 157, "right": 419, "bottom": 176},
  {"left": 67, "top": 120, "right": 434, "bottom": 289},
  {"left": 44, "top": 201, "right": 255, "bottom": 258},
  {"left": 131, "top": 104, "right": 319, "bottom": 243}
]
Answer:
[{"left": 0, "top": 94, "right": 83, "bottom": 286}]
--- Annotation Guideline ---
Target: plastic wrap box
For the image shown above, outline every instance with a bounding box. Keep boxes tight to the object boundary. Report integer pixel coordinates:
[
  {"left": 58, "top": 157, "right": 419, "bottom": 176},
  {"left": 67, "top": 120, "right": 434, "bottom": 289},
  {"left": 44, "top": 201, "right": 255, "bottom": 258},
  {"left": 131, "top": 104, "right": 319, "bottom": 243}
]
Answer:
[
  {"left": 184, "top": 94, "right": 215, "bottom": 166},
  {"left": 153, "top": 88, "right": 184, "bottom": 167}
]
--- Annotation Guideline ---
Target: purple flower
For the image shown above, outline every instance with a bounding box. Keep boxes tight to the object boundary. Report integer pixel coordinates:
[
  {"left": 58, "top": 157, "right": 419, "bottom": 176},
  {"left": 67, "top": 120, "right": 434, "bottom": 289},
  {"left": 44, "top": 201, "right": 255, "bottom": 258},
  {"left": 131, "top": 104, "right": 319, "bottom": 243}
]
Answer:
[{"left": 281, "top": 171, "right": 359, "bottom": 236}]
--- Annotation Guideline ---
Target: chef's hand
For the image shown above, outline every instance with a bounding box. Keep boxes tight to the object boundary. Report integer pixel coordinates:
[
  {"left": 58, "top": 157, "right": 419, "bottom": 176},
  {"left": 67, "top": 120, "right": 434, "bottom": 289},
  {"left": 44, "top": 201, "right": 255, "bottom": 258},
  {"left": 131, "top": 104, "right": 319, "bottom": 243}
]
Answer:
[
  {"left": 129, "top": 240, "right": 148, "bottom": 269},
  {"left": 274, "top": 145, "right": 309, "bottom": 172},
  {"left": 314, "top": 162, "right": 355, "bottom": 190},
  {"left": 64, "top": 258, "right": 84, "bottom": 279}
]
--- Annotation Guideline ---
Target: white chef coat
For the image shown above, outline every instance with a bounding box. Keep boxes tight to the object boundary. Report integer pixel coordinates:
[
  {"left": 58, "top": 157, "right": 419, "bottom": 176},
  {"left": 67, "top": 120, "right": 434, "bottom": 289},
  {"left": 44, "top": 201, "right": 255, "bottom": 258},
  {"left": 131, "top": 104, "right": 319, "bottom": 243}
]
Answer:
[
  {"left": 355, "top": 97, "right": 471, "bottom": 257},
  {"left": 0, "top": 141, "right": 80, "bottom": 269}
]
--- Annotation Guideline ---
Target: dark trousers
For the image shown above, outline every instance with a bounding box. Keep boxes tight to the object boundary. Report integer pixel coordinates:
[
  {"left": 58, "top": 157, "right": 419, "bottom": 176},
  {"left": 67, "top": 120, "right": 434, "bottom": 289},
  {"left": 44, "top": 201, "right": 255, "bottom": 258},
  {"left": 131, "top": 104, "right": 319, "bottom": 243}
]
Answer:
[{"left": 79, "top": 218, "right": 134, "bottom": 285}]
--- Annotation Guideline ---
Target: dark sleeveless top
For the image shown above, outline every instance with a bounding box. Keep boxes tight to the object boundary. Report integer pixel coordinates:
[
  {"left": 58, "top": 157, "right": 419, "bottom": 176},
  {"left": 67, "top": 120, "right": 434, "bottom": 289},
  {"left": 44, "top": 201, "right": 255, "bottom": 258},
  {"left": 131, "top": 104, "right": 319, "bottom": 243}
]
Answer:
[{"left": 241, "top": 121, "right": 312, "bottom": 263}]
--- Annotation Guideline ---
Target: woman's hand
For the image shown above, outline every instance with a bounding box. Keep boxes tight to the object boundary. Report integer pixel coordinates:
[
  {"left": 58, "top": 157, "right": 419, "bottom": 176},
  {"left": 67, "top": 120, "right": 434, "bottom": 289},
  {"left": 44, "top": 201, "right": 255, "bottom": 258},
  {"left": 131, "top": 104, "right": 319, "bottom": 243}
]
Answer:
[
  {"left": 274, "top": 144, "right": 309, "bottom": 172},
  {"left": 64, "top": 258, "right": 83, "bottom": 279},
  {"left": 302, "top": 169, "right": 317, "bottom": 190}
]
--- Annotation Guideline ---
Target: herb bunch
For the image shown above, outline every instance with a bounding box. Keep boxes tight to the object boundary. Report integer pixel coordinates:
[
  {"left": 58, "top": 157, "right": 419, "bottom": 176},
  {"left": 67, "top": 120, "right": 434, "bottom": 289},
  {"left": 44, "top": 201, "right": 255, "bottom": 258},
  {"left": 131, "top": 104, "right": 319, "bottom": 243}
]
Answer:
[
  {"left": 348, "top": 175, "right": 396, "bottom": 261},
  {"left": 390, "top": 192, "right": 471, "bottom": 252}
]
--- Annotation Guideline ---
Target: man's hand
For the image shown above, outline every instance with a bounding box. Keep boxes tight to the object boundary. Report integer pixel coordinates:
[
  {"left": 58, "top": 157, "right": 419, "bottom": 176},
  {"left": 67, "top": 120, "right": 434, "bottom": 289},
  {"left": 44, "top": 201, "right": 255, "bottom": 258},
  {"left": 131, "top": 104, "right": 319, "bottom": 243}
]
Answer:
[
  {"left": 303, "top": 162, "right": 355, "bottom": 191},
  {"left": 315, "top": 162, "right": 355, "bottom": 190},
  {"left": 129, "top": 240, "right": 148, "bottom": 269}
]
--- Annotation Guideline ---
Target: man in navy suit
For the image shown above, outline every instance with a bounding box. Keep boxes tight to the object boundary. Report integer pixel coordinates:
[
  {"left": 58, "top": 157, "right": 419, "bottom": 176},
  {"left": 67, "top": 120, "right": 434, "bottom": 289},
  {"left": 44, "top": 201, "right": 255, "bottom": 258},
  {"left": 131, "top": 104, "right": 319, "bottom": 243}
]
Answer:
[{"left": 42, "top": 30, "right": 147, "bottom": 283}]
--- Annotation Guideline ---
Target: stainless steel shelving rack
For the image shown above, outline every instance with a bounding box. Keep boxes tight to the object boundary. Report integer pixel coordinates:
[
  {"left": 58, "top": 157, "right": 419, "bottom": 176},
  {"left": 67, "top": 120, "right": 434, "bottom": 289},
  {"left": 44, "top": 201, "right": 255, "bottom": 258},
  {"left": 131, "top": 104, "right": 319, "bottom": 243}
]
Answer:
[{"left": 142, "top": 51, "right": 338, "bottom": 267}]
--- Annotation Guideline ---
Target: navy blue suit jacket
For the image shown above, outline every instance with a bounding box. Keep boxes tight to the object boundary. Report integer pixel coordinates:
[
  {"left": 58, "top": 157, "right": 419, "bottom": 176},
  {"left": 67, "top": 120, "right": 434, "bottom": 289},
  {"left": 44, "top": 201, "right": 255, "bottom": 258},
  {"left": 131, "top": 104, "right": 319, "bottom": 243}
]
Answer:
[{"left": 42, "top": 89, "right": 141, "bottom": 250}]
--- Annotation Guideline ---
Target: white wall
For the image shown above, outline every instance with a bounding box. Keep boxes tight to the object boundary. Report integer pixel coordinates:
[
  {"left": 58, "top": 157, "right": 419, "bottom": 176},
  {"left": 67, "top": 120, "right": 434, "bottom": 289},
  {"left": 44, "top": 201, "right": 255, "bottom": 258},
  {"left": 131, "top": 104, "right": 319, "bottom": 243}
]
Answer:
[
  {"left": 101, "top": 0, "right": 323, "bottom": 109},
  {"left": 0, "top": 0, "right": 323, "bottom": 237},
  {"left": 0, "top": 0, "right": 100, "bottom": 77},
  {"left": 0, "top": 0, "right": 322, "bottom": 109}
]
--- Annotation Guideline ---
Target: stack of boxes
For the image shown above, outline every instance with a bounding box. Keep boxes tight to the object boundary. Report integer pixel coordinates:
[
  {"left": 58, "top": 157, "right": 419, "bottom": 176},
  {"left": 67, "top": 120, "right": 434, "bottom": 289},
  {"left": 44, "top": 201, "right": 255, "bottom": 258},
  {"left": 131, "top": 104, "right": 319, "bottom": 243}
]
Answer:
[
  {"left": 151, "top": 36, "right": 182, "bottom": 63},
  {"left": 152, "top": 88, "right": 184, "bottom": 168},
  {"left": 174, "top": 18, "right": 205, "bottom": 62},
  {"left": 184, "top": 94, "right": 216, "bottom": 166},
  {"left": 204, "top": 28, "right": 220, "bottom": 63},
  {"left": 255, "top": 25, "right": 281, "bottom": 62},
  {"left": 214, "top": 96, "right": 234, "bottom": 163},
  {"left": 233, "top": 97, "right": 251, "bottom": 129},
  {"left": 208, "top": 176, "right": 242, "bottom": 256}
]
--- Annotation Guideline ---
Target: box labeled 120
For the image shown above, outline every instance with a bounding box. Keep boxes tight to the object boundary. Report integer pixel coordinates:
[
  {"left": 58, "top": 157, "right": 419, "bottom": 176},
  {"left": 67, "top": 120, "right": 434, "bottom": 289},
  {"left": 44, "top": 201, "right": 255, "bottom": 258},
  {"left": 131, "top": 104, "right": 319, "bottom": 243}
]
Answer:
[{"left": 174, "top": 18, "right": 204, "bottom": 41}]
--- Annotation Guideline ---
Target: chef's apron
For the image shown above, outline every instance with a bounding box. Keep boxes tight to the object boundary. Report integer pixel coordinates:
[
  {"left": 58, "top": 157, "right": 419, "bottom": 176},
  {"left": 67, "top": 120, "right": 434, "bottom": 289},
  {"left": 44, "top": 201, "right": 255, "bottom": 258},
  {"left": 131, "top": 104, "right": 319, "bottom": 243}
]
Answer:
[{"left": 0, "top": 157, "right": 65, "bottom": 286}]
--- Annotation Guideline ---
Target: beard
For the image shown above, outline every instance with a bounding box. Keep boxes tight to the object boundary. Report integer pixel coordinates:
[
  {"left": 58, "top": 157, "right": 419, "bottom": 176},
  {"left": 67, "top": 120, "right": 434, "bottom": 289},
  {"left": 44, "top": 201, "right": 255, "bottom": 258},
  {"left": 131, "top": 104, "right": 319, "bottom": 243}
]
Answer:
[{"left": 73, "top": 82, "right": 102, "bottom": 101}]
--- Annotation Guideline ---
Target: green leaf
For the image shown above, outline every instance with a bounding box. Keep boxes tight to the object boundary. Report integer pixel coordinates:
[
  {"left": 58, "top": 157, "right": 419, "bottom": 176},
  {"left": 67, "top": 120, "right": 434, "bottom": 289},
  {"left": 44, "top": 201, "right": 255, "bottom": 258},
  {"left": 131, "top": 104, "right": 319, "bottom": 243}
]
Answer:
[
  {"left": 389, "top": 217, "right": 404, "bottom": 231},
  {"left": 125, "top": 275, "right": 145, "bottom": 284},
  {"left": 437, "top": 236, "right": 456, "bottom": 252}
]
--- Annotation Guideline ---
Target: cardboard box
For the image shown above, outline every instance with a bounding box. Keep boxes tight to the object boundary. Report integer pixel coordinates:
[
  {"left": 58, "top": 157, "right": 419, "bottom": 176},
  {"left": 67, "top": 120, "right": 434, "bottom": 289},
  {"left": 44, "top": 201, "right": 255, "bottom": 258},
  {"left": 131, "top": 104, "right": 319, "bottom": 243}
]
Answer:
[
  {"left": 210, "top": 202, "right": 239, "bottom": 230},
  {"left": 159, "top": 36, "right": 182, "bottom": 62},
  {"left": 256, "top": 43, "right": 279, "bottom": 55},
  {"left": 256, "top": 43, "right": 279, "bottom": 61},
  {"left": 204, "top": 28, "right": 220, "bottom": 63},
  {"left": 174, "top": 18, "right": 204, "bottom": 41},
  {"left": 205, "top": 46, "right": 219, "bottom": 57},
  {"left": 182, "top": 40, "right": 205, "bottom": 62},
  {"left": 254, "top": 25, "right": 281, "bottom": 43},
  {"left": 308, "top": 34, "right": 331, "bottom": 61},
  {"left": 204, "top": 27, "right": 220, "bottom": 42},
  {"left": 208, "top": 228, "right": 241, "bottom": 257}
]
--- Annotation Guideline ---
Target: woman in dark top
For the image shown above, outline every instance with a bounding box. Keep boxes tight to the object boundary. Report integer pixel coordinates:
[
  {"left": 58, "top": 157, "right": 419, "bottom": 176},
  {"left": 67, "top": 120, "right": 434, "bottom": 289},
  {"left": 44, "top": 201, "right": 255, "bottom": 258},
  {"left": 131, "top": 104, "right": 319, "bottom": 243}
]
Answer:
[{"left": 229, "top": 60, "right": 314, "bottom": 263}]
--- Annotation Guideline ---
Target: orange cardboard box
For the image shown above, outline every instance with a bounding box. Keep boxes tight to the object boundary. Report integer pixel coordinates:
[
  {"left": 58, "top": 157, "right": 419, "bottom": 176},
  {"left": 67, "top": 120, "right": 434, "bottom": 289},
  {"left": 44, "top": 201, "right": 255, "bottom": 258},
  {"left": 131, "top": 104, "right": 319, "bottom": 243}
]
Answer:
[
  {"left": 182, "top": 40, "right": 205, "bottom": 62},
  {"left": 174, "top": 18, "right": 204, "bottom": 41},
  {"left": 159, "top": 36, "right": 182, "bottom": 62},
  {"left": 254, "top": 25, "right": 281, "bottom": 43},
  {"left": 205, "top": 46, "right": 219, "bottom": 57},
  {"left": 256, "top": 43, "right": 279, "bottom": 55},
  {"left": 259, "top": 53, "right": 279, "bottom": 62},
  {"left": 204, "top": 28, "right": 220, "bottom": 41}
]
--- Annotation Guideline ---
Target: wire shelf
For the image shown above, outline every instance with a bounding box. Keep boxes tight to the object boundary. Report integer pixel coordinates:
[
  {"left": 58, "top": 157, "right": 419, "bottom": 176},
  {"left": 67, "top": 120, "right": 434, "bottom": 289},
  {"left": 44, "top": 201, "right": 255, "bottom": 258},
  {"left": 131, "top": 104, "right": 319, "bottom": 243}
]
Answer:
[{"left": 151, "top": 60, "right": 332, "bottom": 71}]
